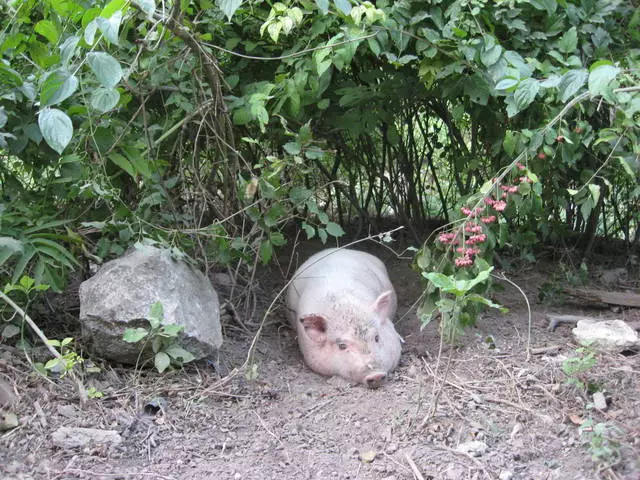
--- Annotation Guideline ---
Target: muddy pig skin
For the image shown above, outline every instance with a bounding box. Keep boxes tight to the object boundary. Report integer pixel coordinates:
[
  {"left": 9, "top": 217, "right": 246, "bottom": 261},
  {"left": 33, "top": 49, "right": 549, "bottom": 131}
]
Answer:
[{"left": 286, "top": 248, "right": 401, "bottom": 387}]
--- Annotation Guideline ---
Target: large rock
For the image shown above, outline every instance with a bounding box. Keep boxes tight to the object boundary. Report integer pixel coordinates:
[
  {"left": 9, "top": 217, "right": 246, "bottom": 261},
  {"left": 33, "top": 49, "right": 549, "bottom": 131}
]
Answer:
[
  {"left": 572, "top": 319, "right": 638, "bottom": 353},
  {"left": 79, "top": 246, "right": 222, "bottom": 364}
]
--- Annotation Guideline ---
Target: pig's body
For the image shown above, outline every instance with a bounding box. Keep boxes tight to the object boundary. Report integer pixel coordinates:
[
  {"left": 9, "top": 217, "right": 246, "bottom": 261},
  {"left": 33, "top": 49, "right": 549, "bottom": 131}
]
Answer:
[{"left": 286, "top": 248, "right": 402, "bottom": 387}]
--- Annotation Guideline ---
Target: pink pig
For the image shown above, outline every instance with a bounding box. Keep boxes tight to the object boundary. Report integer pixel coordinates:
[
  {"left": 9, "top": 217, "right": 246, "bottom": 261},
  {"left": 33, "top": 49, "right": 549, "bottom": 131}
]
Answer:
[{"left": 286, "top": 248, "right": 402, "bottom": 388}]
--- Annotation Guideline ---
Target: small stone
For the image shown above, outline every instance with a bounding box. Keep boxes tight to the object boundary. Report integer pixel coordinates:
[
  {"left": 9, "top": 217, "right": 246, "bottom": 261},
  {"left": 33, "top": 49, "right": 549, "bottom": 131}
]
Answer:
[
  {"left": 456, "top": 440, "right": 488, "bottom": 457},
  {"left": 444, "top": 464, "right": 466, "bottom": 479},
  {"left": 0, "top": 380, "right": 15, "bottom": 407},
  {"left": 57, "top": 404, "right": 78, "bottom": 418},
  {"left": 499, "top": 471, "right": 514, "bottom": 480},
  {"left": 509, "top": 422, "right": 523, "bottom": 441},
  {"left": 51, "top": 427, "right": 122, "bottom": 448},
  {"left": 0, "top": 411, "right": 19, "bottom": 431},
  {"left": 359, "top": 450, "right": 377, "bottom": 463},
  {"left": 593, "top": 391, "right": 608, "bottom": 411}
]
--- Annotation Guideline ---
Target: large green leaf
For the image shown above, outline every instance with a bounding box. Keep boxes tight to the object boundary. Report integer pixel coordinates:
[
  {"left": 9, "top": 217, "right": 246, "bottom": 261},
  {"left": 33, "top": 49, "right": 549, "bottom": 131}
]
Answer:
[
  {"left": 123, "top": 327, "right": 149, "bottom": 343},
  {"left": 219, "top": 0, "right": 243, "bottom": 21},
  {"left": 165, "top": 346, "right": 195, "bottom": 363},
  {"left": 96, "top": 11, "right": 122, "bottom": 44},
  {"left": 557, "top": 26, "right": 577, "bottom": 53},
  {"left": 136, "top": 0, "right": 156, "bottom": 19},
  {"left": 108, "top": 152, "right": 136, "bottom": 179},
  {"left": 588, "top": 64, "right": 619, "bottom": 96},
  {"left": 35, "top": 20, "right": 59, "bottom": 44},
  {"left": 154, "top": 351, "right": 171, "bottom": 372},
  {"left": 513, "top": 78, "right": 540, "bottom": 112},
  {"left": 38, "top": 107, "right": 73, "bottom": 154},
  {"left": 90, "top": 87, "right": 120, "bottom": 112},
  {"left": 59, "top": 36, "right": 80, "bottom": 65},
  {"left": 334, "top": 0, "right": 352, "bottom": 15},
  {"left": 315, "top": 0, "right": 329, "bottom": 14},
  {"left": 0, "top": 63, "right": 23, "bottom": 87},
  {"left": 558, "top": 69, "right": 588, "bottom": 102},
  {"left": 40, "top": 70, "right": 79, "bottom": 106},
  {"left": 86, "top": 52, "right": 123, "bottom": 88},
  {"left": 0, "top": 237, "right": 24, "bottom": 267}
]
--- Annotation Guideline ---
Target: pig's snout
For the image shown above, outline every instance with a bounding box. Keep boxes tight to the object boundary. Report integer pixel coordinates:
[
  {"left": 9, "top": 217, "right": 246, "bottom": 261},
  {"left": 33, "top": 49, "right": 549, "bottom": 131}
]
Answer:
[{"left": 365, "top": 371, "right": 386, "bottom": 388}]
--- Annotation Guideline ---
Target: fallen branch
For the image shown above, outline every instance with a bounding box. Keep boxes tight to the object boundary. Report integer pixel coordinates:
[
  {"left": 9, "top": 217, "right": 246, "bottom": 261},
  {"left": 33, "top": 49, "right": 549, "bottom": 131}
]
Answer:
[{"left": 564, "top": 288, "right": 640, "bottom": 308}]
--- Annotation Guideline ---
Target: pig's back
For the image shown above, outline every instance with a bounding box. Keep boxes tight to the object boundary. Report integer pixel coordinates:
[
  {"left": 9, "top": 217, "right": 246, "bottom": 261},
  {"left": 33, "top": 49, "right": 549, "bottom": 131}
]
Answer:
[{"left": 287, "top": 248, "right": 392, "bottom": 313}]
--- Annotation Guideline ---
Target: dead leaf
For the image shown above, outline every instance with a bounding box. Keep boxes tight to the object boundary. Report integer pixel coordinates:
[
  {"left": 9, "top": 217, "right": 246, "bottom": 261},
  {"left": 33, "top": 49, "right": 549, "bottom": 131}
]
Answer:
[{"left": 568, "top": 413, "right": 584, "bottom": 425}]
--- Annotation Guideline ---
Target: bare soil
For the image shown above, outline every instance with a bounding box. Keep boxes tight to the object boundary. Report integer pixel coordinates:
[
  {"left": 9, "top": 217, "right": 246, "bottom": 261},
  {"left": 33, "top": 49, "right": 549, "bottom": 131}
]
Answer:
[{"left": 1, "top": 242, "right": 639, "bottom": 480}]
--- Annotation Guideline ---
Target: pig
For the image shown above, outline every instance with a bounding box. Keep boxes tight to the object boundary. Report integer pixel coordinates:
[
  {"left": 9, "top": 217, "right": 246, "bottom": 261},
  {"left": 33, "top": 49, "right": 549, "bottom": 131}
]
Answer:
[{"left": 286, "top": 248, "right": 402, "bottom": 388}]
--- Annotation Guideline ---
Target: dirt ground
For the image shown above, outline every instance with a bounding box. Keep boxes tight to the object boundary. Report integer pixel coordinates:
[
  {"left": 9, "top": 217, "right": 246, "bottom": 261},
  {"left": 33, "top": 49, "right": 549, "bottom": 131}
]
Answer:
[{"left": 1, "top": 240, "right": 639, "bottom": 480}]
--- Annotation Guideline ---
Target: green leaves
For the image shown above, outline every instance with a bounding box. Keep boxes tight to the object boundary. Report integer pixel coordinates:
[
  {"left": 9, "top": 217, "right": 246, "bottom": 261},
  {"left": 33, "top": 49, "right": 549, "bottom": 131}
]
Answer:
[
  {"left": 424, "top": 266, "right": 493, "bottom": 298},
  {"left": 91, "top": 87, "right": 120, "bottom": 112},
  {"left": 588, "top": 62, "right": 620, "bottom": 96},
  {"left": 136, "top": 0, "right": 156, "bottom": 19},
  {"left": 219, "top": 0, "right": 243, "bottom": 21},
  {"left": 38, "top": 107, "right": 73, "bottom": 154},
  {"left": 315, "top": 0, "right": 329, "bottom": 14},
  {"left": 86, "top": 52, "right": 123, "bottom": 88},
  {"left": 35, "top": 20, "right": 60, "bottom": 44},
  {"left": 260, "top": 3, "right": 304, "bottom": 42},
  {"left": 557, "top": 27, "right": 578, "bottom": 54},
  {"left": 40, "top": 70, "right": 79, "bottom": 106},
  {"left": 334, "top": 0, "right": 352, "bottom": 15},
  {"left": 513, "top": 78, "right": 540, "bottom": 111},
  {"left": 557, "top": 69, "right": 588, "bottom": 102},
  {"left": 123, "top": 327, "right": 149, "bottom": 343}
]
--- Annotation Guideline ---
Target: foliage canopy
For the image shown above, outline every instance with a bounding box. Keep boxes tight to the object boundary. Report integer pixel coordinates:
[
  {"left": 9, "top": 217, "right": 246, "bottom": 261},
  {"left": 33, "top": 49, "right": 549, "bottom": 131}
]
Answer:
[{"left": 0, "top": 0, "right": 638, "bottom": 330}]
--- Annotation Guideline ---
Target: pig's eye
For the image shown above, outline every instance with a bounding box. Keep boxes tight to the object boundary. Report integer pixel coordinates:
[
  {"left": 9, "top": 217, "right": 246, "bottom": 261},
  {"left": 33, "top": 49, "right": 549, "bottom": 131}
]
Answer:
[
  {"left": 338, "top": 342, "right": 347, "bottom": 350},
  {"left": 374, "top": 335, "right": 380, "bottom": 342}
]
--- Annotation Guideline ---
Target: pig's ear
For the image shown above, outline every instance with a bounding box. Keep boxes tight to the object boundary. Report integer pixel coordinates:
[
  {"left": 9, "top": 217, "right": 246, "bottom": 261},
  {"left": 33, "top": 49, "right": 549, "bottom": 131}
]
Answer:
[
  {"left": 373, "top": 290, "right": 394, "bottom": 319},
  {"left": 301, "top": 314, "right": 328, "bottom": 343}
]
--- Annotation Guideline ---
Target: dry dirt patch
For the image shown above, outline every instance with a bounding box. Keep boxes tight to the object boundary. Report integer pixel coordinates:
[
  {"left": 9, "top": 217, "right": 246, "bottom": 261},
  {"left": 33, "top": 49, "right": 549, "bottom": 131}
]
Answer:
[{"left": 1, "top": 251, "right": 639, "bottom": 479}]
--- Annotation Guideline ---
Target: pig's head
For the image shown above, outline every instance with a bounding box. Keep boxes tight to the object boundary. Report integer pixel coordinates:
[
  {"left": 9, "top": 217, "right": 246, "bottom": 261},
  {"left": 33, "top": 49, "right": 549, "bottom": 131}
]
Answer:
[{"left": 298, "top": 290, "right": 401, "bottom": 388}]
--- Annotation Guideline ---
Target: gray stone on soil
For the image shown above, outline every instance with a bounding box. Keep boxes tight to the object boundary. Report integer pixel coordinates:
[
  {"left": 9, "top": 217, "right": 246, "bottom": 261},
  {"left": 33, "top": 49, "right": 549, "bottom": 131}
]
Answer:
[
  {"left": 572, "top": 319, "right": 639, "bottom": 353},
  {"left": 456, "top": 440, "right": 488, "bottom": 457},
  {"left": 51, "top": 427, "right": 122, "bottom": 448},
  {"left": 592, "top": 391, "right": 607, "bottom": 411},
  {"left": 79, "top": 246, "right": 222, "bottom": 365}
]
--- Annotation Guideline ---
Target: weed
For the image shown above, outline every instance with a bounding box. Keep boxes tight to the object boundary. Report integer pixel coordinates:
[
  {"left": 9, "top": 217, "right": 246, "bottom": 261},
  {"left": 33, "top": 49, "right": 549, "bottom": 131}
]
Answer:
[
  {"left": 579, "top": 419, "right": 622, "bottom": 467},
  {"left": 86, "top": 387, "right": 104, "bottom": 399},
  {"left": 562, "top": 346, "right": 597, "bottom": 392},
  {"left": 40, "top": 337, "right": 84, "bottom": 377},
  {"left": 123, "top": 301, "right": 195, "bottom": 373},
  {"left": 2, "top": 276, "right": 49, "bottom": 343}
]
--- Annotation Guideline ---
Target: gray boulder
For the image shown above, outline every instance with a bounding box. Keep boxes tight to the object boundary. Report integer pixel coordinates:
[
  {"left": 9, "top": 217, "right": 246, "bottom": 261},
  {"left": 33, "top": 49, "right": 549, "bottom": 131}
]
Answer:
[{"left": 79, "top": 246, "right": 222, "bottom": 365}]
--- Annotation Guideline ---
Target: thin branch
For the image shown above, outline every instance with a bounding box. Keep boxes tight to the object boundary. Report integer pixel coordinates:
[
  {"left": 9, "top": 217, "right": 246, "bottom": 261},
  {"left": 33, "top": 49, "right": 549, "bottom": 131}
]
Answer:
[{"left": 0, "top": 291, "right": 61, "bottom": 359}]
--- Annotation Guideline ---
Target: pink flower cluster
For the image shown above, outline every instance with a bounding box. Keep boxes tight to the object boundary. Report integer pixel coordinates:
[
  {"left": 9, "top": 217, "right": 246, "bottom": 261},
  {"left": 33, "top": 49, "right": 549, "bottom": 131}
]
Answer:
[
  {"left": 436, "top": 162, "right": 534, "bottom": 269},
  {"left": 485, "top": 198, "right": 507, "bottom": 211},
  {"left": 460, "top": 206, "right": 485, "bottom": 218}
]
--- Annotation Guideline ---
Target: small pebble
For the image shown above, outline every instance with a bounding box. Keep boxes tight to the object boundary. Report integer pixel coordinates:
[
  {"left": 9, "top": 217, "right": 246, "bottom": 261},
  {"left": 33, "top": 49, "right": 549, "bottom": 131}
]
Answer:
[
  {"left": 456, "top": 440, "right": 488, "bottom": 457},
  {"left": 593, "top": 391, "right": 607, "bottom": 411}
]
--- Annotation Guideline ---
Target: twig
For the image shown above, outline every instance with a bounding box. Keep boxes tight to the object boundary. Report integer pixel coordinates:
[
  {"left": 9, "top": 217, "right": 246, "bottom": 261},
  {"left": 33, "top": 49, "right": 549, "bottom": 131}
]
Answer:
[
  {"left": 530, "top": 345, "right": 562, "bottom": 355},
  {"left": 57, "top": 469, "right": 175, "bottom": 479},
  {"left": 429, "top": 443, "right": 496, "bottom": 479},
  {"left": 302, "top": 397, "right": 336, "bottom": 418},
  {"left": 404, "top": 452, "right": 426, "bottom": 480},
  {"left": 493, "top": 272, "right": 532, "bottom": 361},
  {"left": 0, "top": 291, "right": 61, "bottom": 359},
  {"left": 404, "top": 453, "right": 424, "bottom": 480}
]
